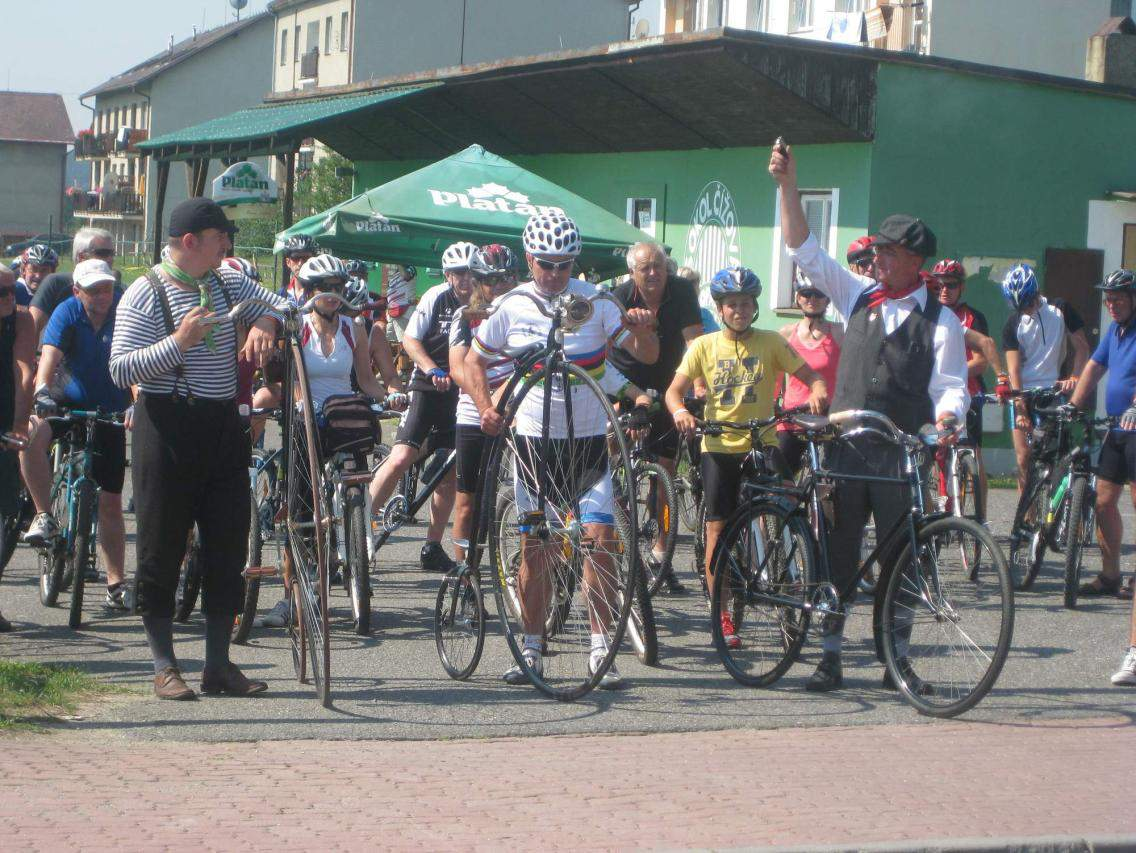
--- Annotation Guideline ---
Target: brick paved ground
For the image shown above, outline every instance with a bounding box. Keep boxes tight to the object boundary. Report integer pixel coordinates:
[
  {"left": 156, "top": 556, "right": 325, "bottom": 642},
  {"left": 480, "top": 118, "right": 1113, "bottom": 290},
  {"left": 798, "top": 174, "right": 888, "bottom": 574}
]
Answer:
[{"left": 3, "top": 716, "right": 1133, "bottom": 851}]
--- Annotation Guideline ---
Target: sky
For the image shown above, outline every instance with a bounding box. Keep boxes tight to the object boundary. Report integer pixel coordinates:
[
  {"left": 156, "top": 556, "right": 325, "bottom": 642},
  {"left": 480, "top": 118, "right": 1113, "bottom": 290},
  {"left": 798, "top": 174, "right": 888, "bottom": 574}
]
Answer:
[{"left": 4, "top": 0, "right": 273, "bottom": 133}]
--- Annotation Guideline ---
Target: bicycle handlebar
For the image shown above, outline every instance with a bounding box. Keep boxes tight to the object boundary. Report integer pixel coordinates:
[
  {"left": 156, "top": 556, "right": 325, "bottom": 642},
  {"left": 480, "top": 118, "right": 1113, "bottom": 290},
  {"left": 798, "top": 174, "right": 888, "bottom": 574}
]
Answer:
[
  {"left": 0, "top": 431, "right": 27, "bottom": 450},
  {"left": 48, "top": 407, "right": 126, "bottom": 427},
  {"left": 490, "top": 288, "right": 635, "bottom": 325},
  {"left": 227, "top": 291, "right": 355, "bottom": 322}
]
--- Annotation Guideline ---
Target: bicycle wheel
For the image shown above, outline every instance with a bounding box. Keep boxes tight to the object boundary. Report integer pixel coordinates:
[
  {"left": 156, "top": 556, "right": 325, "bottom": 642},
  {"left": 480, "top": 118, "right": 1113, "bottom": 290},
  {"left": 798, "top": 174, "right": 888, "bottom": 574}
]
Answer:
[
  {"left": 285, "top": 339, "right": 331, "bottom": 707},
  {"left": 399, "top": 458, "right": 421, "bottom": 522},
  {"left": 1062, "top": 476, "right": 1092, "bottom": 610},
  {"left": 1023, "top": 479, "right": 1049, "bottom": 590},
  {"left": 953, "top": 451, "right": 983, "bottom": 578},
  {"left": 481, "top": 361, "right": 636, "bottom": 701},
  {"left": 0, "top": 487, "right": 29, "bottom": 580},
  {"left": 39, "top": 469, "right": 70, "bottom": 607},
  {"left": 68, "top": 481, "right": 96, "bottom": 629},
  {"left": 233, "top": 481, "right": 263, "bottom": 644},
  {"left": 345, "top": 488, "right": 371, "bottom": 635},
  {"left": 434, "top": 569, "right": 485, "bottom": 680},
  {"left": 693, "top": 501, "right": 709, "bottom": 601},
  {"left": 710, "top": 499, "right": 814, "bottom": 687},
  {"left": 674, "top": 441, "right": 700, "bottom": 534},
  {"left": 614, "top": 494, "right": 658, "bottom": 666},
  {"left": 879, "top": 515, "right": 1013, "bottom": 717},
  {"left": 634, "top": 462, "right": 678, "bottom": 597},
  {"left": 174, "top": 527, "right": 202, "bottom": 623}
]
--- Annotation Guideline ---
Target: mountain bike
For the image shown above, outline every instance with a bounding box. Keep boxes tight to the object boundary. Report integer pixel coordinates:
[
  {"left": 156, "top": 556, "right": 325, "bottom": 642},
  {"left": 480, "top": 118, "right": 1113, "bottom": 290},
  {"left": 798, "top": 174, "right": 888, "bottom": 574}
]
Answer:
[
  {"left": 35, "top": 409, "right": 125, "bottom": 629},
  {"left": 371, "top": 441, "right": 456, "bottom": 555},
  {"left": 926, "top": 412, "right": 987, "bottom": 579},
  {"left": 234, "top": 425, "right": 286, "bottom": 644},
  {"left": 473, "top": 288, "right": 640, "bottom": 701},
  {"left": 396, "top": 438, "right": 450, "bottom": 524},
  {"left": 0, "top": 433, "right": 32, "bottom": 580},
  {"left": 708, "top": 409, "right": 1014, "bottom": 718},
  {"left": 673, "top": 404, "right": 704, "bottom": 534}
]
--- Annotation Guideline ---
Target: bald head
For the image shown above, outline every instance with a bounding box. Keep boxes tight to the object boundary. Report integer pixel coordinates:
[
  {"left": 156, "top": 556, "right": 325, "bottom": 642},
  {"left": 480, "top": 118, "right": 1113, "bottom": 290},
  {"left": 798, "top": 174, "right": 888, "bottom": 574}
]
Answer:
[
  {"left": 626, "top": 241, "right": 667, "bottom": 271},
  {"left": 626, "top": 241, "right": 668, "bottom": 305}
]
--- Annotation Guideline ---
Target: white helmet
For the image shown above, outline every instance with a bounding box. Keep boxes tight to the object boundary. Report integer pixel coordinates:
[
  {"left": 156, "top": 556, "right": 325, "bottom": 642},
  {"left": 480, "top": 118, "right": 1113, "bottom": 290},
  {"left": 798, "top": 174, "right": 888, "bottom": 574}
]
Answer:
[
  {"left": 344, "top": 276, "right": 368, "bottom": 307},
  {"left": 297, "top": 253, "right": 348, "bottom": 287},
  {"left": 522, "top": 213, "right": 581, "bottom": 257},
  {"left": 220, "top": 256, "right": 260, "bottom": 282},
  {"left": 441, "top": 241, "right": 479, "bottom": 271}
]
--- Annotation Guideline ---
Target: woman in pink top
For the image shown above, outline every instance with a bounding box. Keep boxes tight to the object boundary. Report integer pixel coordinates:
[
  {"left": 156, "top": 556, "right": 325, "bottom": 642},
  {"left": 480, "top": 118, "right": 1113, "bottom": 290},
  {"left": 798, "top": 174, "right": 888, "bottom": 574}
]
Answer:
[{"left": 777, "top": 271, "right": 842, "bottom": 474}]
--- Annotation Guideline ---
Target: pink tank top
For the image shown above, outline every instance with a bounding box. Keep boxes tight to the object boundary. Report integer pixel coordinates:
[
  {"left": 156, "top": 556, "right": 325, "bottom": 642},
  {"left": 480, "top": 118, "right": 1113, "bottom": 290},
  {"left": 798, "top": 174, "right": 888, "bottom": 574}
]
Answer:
[{"left": 779, "top": 326, "right": 841, "bottom": 431}]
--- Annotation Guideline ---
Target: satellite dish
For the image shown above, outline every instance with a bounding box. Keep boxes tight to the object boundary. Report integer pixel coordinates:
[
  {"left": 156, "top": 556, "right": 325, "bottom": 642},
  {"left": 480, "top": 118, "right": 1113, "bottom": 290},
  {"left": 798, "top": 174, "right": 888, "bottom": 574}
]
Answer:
[
  {"left": 230, "top": 0, "right": 248, "bottom": 9},
  {"left": 634, "top": 18, "right": 651, "bottom": 39}
]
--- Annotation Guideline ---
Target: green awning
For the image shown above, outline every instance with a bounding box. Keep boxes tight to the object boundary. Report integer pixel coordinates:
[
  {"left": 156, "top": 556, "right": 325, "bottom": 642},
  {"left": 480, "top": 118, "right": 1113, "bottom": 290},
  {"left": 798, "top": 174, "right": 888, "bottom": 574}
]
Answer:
[
  {"left": 138, "top": 84, "right": 437, "bottom": 161},
  {"left": 277, "top": 145, "right": 654, "bottom": 276}
]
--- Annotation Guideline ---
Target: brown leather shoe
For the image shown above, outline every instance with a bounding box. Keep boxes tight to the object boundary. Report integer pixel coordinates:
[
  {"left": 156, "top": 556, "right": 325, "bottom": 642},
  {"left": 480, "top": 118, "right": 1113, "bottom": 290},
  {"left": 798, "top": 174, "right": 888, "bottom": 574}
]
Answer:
[
  {"left": 154, "top": 666, "right": 196, "bottom": 701},
  {"left": 200, "top": 662, "right": 267, "bottom": 697}
]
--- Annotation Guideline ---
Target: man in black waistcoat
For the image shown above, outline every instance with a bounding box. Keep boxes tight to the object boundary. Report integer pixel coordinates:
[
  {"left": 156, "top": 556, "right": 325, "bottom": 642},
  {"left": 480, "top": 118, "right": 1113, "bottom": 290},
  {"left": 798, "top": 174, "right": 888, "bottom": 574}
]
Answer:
[{"left": 770, "top": 143, "right": 969, "bottom": 694}]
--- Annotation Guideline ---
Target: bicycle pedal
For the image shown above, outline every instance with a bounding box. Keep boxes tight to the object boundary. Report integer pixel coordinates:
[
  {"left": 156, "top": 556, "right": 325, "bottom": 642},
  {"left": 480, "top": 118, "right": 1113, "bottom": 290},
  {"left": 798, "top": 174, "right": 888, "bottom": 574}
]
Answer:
[{"left": 243, "top": 565, "right": 279, "bottom": 579}]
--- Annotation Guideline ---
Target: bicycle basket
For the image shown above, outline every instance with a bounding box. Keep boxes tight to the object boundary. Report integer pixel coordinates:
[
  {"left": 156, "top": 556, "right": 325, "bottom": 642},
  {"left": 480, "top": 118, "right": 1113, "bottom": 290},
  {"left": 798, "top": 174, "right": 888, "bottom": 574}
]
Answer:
[{"left": 320, "top": 394, "right": 376, "bottom": 456}]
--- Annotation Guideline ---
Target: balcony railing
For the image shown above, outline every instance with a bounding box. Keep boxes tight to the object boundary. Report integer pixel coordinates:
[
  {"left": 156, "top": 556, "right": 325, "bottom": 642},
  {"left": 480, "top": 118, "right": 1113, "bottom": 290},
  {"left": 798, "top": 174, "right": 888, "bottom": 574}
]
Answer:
[
  {"left": 74, "top": 128, "right": 150, "bottom": 159},
  {"left": 71, "top": 190, "right": 144, "bottom": 217}
]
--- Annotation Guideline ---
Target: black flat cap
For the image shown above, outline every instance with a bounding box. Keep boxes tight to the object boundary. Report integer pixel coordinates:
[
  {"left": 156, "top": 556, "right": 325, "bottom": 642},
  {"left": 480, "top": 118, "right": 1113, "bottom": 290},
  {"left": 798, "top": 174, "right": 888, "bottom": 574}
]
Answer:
[
  {"left": 168, "top": 197, "right": 238, "bottom": 238},
  {"left": 873, "top": 214, "right": 935, "bottom": 258}
]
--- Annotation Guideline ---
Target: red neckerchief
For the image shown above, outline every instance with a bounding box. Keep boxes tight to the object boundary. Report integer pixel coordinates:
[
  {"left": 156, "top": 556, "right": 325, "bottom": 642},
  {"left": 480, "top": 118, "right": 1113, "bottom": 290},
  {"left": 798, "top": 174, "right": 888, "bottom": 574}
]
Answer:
[{"left": 866, "top": 280, "right": 923, "bottom": 310}]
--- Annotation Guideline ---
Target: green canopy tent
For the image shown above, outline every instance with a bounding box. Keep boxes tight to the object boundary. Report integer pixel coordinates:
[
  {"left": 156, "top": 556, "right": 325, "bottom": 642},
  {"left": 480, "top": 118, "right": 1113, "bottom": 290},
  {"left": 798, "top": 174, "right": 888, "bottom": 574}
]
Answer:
[{"left": 276, "top": 145, "right": 653, "bottom": 277}]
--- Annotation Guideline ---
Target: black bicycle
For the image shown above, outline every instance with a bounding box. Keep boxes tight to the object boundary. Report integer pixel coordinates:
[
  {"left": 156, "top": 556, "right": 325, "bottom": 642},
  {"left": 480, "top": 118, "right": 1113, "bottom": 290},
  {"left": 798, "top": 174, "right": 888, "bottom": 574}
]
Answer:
[
  {"left": 35, "top": 408, "right": 125, "bottom": 629},
  {"left": 0, "top": 433, "right": 32, "bottom": 580},
  {"left": 707, "top": 408, "right": 1014, "bottom": 718}
]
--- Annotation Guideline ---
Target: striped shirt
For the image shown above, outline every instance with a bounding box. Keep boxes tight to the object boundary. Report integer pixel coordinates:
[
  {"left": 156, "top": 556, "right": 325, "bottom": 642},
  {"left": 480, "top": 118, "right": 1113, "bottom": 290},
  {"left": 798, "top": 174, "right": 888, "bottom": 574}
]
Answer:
[{"left": 109, "top": 266, "right": 289, "bottom": 400}]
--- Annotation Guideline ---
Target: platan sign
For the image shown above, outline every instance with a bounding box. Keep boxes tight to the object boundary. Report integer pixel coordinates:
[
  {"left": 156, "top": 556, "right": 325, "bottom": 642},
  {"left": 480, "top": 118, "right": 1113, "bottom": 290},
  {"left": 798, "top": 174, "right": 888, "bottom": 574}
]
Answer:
[
  {"left": 212, "top": 161, "right": 278, "bottom": 206},
  {"left": 428, "top": 182, "right": 565, "bottom": 217},
  {"left": 683, "top": 180, "right": 742, "bottom": 306},
  {"left": 351, "top": 211, "right": 401, "bottom": 234}
]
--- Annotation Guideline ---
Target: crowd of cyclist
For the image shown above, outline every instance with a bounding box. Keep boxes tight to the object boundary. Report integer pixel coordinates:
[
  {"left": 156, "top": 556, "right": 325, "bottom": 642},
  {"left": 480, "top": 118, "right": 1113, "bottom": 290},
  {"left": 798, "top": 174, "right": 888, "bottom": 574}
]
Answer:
[{"left": 1, "top": 140, "right": 1134, "bottom": 697}]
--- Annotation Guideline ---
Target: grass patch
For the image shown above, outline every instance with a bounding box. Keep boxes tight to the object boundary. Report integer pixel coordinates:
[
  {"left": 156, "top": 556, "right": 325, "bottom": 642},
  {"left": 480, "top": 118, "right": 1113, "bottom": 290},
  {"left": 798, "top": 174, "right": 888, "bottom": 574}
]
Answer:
[
  {"left": 0, "top": 661, "right": 117, "bottom": 731},
  {"left": 987, "top": 475, "right": 1019, "bottom": 490}
]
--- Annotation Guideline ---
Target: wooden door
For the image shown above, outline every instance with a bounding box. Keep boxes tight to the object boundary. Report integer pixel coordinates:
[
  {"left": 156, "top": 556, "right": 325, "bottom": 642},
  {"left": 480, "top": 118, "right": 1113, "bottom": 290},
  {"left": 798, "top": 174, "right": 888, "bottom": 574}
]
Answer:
[{"left": 1044, "top": 247, "right": 1105, "bottom": 346}]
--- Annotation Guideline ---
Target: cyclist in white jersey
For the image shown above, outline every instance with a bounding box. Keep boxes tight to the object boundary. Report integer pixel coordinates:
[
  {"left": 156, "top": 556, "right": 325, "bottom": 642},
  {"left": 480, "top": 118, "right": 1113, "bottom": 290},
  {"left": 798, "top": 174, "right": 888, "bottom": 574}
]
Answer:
[{"left": 465, "top": 213, "right": 658, "bottom": 688}]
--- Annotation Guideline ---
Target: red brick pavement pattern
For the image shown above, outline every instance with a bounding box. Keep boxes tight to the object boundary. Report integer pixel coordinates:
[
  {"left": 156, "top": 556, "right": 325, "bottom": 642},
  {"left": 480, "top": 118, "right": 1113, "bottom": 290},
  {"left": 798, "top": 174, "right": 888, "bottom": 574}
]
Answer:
[{"left": 2, "top": 717, "right": 1134, "bottom": 851}]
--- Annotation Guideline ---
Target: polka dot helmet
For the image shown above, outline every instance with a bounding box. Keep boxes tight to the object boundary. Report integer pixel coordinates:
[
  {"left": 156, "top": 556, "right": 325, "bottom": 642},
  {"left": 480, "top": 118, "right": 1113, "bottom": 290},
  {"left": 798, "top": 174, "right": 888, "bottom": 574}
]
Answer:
[{"left": 522, "top": 213, "right": 581, "bottom": 257}]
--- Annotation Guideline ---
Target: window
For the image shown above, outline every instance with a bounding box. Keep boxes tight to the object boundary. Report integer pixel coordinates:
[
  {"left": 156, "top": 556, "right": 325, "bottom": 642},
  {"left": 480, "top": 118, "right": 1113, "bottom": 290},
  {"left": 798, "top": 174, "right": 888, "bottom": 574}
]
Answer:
[
  {"left": 279, "top": 28, "right": 288, "bottom": 65},
  {"left": 293, "top": 26, "right": 300, "bottom": 63},
  {"left": 306, "top": 21, "right": 319, "bottom": 54},
  {"left": 788, "top": 0, "right": 813, "bottom": 32},
  {"left": 324, "top": 17, "right": 332, "bottom": 53},
  {"left": 627, "top": 197, "right": 657, "bottom": 238},
  {"left": 1112, "top": 0, "right": 1133, "bottom": 17},
  {"left": 835, "top": 0, "right": 867, "bottom": 11},
  {"left": 340, "top": 12, "right": 350, "bottom": 52},
  {"left": 699, "top": 0, "right": 724, "bottom": 29},
  {"left": 771, "top": 189, "right": 838, "bottom": 309},
  {"left": 130, "top": 104, "right": 137, "bottom": 128}
]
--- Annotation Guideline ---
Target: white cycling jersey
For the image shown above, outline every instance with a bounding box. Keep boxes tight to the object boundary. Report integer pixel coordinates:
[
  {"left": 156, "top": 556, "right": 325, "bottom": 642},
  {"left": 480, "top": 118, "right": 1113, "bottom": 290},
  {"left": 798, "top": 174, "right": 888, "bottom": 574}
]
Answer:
[{"left": 472, "top": 279, "right": 631, "bottom": 438}]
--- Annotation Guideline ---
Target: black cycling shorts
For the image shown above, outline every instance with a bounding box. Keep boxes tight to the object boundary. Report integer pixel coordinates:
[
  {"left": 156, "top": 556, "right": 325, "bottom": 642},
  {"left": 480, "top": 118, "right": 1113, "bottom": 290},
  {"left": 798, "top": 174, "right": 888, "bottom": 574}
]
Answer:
[
  {"left": 1097, "top": 430, "right": 1136, "bottom": 485},
  {"left": 394, "top": 388, "right": 457, "bottom": 451},
  {"left": 701, "top": 451, "right": 746, "bottom": 522},
  {"left": 644, "top": 407, "right": 681, "bottom": 460},
  {"left": 962, "top": 400, "right": 983, "bottom": 448},
  {"left": 455, "top": 424, "right": 488, "bottom": 494},
  {"left": 50, "top": 418, "right": 127, "bottom": 494}
]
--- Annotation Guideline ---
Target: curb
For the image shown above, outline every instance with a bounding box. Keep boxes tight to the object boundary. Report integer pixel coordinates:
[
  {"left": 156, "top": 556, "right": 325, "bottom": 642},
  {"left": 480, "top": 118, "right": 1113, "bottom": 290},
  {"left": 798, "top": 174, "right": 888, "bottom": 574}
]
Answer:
[{"left": 744, "top": 835, "right": 1136, "bottom": 853}]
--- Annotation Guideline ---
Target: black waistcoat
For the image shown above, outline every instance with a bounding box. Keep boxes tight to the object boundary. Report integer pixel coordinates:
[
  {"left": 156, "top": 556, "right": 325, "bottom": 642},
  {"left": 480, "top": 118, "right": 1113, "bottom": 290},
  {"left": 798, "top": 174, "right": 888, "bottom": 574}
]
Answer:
[{"left": 831, "top": 290, "right": 941, "bottom": 435}]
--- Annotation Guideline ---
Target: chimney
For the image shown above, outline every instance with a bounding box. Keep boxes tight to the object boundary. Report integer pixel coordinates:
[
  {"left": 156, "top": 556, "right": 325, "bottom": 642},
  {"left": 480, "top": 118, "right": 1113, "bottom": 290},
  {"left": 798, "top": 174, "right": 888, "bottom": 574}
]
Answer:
[
  {"left": 1087, "top": 16, "right": 1136, "bottom": 86},
  {"left": 168, "top": 34, "right": 174, "bottom": 52},
  {"left": 192, "top": 26, "right": 198, "bottom": 41}
]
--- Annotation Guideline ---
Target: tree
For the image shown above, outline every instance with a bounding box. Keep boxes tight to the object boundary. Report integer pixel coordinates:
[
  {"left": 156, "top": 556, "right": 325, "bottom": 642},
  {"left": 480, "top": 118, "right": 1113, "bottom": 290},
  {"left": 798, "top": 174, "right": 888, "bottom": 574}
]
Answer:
[{"left": 295, "top": 150, "right": 354, "bottom": 218}]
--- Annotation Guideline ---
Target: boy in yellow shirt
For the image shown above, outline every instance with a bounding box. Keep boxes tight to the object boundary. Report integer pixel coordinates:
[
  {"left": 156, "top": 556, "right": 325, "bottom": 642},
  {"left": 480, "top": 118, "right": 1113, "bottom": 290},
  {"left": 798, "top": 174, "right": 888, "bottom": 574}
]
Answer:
[{"left": 666, "top": 266, "right": 827, "bottom": 649}]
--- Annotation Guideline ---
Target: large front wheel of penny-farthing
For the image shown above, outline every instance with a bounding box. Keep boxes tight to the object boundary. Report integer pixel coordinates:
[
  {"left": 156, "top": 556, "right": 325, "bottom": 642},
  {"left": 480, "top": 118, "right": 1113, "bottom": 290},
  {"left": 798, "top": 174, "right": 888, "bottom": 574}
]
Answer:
[
  {"left": 284, "top": 339, "right": 332, "bottom": 708},
  {"left": 480, "top": 361, "right": 636, "bottom": 701}
]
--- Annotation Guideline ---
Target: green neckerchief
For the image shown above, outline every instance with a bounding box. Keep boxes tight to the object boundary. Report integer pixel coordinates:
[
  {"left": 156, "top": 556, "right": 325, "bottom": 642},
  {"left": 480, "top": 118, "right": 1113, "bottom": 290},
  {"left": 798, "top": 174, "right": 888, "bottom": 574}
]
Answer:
[{"left": 161, "top": 260, "right": 217, "bottom": 352}]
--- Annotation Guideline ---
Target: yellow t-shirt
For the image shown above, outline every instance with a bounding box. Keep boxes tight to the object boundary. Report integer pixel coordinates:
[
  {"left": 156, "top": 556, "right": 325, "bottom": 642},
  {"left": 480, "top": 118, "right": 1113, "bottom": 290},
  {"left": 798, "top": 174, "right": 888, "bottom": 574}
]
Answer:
[{"left": 677, "top": 329, "right": 805, "bottom": 454}]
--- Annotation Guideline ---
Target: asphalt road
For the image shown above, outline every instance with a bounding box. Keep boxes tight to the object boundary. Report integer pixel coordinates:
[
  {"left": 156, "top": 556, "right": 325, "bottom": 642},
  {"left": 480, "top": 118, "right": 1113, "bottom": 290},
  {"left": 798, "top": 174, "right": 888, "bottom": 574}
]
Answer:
[{"left": 2, "top": 486, "right": 1133, "bottom": 743}]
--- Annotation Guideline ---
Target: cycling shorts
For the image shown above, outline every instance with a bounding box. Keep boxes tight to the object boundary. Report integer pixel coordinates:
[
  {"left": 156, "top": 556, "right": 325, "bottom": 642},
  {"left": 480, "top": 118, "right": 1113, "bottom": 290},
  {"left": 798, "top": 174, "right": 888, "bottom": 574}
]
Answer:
[
  {"left": 962, "top": 399, "right": 983, "bottom": 448},
  {"left": 50, "top": 418, "right": 127, "bottom": 495},
  {"left": 643, "top": 407, "right": 680, "bottom": 460},
  {"left": 512, "top": 434, "right": 614, "bottom": 527},
  {"left": 701, "top": 451, "right": 746, "bottom": 522},
  {"left": 1097, "top": 430, "right": 1136, "bottom": 486},
  {"left": 455, "top": 424, "right": 488, "bottom": 494},
  {"left": 394, "top": 388, "right": 457, "bottom": 451}
]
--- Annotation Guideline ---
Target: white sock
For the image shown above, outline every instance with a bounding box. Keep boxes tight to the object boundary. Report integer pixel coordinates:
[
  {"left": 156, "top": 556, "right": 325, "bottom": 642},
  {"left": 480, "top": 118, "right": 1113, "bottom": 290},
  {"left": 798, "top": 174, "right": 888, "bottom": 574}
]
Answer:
[
  {"left": 590, "top": 633, "right": 607, "bottom": 654},
  {"left": 522, "top": 634, "right": 542, "bottom": 654},
  {"left": 651, "top": 548, "right": 667, "bottom": 561}
]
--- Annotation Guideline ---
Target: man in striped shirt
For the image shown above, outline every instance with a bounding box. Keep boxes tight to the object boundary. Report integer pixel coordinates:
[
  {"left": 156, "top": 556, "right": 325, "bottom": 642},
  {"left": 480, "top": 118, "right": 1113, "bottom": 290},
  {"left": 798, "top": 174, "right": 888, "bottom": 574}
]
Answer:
[{"left": 110, "top": 197, "right": 288, "bottom": 701}]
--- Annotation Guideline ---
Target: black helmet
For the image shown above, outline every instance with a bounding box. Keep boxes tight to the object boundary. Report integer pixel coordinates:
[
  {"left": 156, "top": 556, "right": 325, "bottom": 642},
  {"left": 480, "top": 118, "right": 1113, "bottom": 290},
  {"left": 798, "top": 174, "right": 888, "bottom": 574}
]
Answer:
[
  {"left": 1097, "top": 268, "right": 1136, "bottom": 293},
  {"left": 344, "top": 259, "right": 368, "bottom": 277},
  {"left": 283, "top": 235, "right": 319, "bottom": 258}
]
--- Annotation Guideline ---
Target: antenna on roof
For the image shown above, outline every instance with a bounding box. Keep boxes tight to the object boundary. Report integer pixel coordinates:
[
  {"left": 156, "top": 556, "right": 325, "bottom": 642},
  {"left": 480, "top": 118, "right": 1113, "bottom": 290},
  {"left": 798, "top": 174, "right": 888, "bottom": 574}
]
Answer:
[
  {"left": 230, "top": 0, "right": 247, "bottom": 20},
  {"left": 168, "top": 34, "right": 174, "bottom": 53}
]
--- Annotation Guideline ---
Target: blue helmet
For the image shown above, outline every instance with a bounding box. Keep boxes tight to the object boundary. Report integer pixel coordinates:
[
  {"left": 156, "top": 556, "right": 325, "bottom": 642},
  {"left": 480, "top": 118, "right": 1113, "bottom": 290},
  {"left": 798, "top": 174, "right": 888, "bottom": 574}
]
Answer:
[
  {"left": 1001, "top": 264, "right": 1038, "bottom": 309},
  {"left": 709, "top": 266, "right": 762, "bottom": 303}
]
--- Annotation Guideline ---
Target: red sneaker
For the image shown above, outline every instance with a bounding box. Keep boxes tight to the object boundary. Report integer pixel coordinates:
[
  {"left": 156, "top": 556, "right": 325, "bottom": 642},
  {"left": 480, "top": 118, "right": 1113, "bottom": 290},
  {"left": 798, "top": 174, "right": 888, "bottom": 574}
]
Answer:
[{"left": 720, "top": 614, "right": 741, "bottom": 650}]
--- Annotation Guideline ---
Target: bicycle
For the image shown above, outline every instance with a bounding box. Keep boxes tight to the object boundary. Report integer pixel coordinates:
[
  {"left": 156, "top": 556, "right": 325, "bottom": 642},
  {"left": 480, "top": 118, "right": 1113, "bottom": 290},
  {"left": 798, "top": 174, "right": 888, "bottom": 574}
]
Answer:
[
  {"left": 234, "top": 419, "right": 286, "bottom": 644},
  {"left": 225, "top": 292, "right": 344, "bottom": 708},
  {"left": 926, "top": 408, "right": 987, "bottom": 579},
  {"left": 35, "top": 408, "right": 125, "bottom": 629},
  {"left": 395, "top": 436, "right": 451, "bottom": 525},
  {"left": 707, "top": 408, "right": 1014, "bottom": 718},
  {"left": 1004, "top": 387, "right": 1075, "bottom": 591},
  {"left": 370, "top": 440, "right": 456, "bottom": 556},
  {"left": 672, "top": 402, "right": 704, "bottom": 535},
  {"left": 472, "top": 288, "right": 640, "bottom": 700}
]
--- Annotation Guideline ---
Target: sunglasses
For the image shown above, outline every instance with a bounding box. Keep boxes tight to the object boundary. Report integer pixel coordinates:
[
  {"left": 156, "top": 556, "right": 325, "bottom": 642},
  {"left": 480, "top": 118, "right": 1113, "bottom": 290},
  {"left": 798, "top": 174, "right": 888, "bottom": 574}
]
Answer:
[
  {"left": 0, "top": 287, "right": 14, "bottom": 298},
  {"left": 797, "top": 290, "right": 826, "bottom": 300},
  {"left": 90, "top": 248, "right": 115, "bottom": 259},
  {"left": 936, "top": 279, "right": 963, "bottom": 290},
  {"left": 534, "top": 258, "right": 573, "bottom": 272}
]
